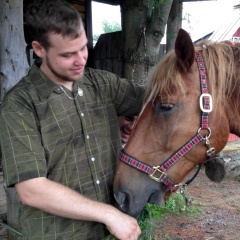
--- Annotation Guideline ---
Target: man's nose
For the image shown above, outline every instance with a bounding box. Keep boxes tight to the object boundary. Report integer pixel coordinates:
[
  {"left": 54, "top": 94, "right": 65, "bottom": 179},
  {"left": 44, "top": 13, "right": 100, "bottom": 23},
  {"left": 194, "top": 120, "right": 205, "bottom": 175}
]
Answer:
[
  {"left": 75, "top": 52, "right": 87, "bottom": 65},
  {"left": 128, "top": 121, "right": 135, "bottom": 130}
]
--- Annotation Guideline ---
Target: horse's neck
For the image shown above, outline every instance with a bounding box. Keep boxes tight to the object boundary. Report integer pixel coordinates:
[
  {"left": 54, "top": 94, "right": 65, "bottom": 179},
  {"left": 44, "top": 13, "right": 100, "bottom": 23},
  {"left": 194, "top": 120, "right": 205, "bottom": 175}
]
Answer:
[{"left": 227, "top": 58, "right": 240, "bottom": 137}]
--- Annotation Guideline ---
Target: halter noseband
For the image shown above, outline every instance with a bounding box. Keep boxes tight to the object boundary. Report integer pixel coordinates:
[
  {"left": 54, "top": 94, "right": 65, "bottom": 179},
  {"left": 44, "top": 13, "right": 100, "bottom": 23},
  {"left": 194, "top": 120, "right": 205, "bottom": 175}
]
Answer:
[{"left": 119, "top": 52, "right": 215, "bottom": 192}]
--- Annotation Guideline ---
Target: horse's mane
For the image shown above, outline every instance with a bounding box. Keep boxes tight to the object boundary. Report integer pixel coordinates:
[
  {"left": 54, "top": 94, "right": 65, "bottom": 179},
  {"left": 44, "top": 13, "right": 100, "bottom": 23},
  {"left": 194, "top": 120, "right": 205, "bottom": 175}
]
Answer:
[{"left": 146, "top": 40, "right": 240, "bottom": 106}]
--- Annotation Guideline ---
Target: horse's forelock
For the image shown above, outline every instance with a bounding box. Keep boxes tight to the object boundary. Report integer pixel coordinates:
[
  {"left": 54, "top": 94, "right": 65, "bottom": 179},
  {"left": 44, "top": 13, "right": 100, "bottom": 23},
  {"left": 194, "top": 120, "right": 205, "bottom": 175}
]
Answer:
[
  {"left": 145, "top": 50, "right": 186, "bottom": 103},
  {"left": 145, "top": 40, "right": 239, "bottom": 107}
]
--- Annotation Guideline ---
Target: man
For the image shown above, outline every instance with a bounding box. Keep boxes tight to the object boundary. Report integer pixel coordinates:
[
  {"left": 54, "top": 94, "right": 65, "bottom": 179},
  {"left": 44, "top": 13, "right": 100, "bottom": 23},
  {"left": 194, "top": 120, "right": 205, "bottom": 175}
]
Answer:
[
  {"left": 118, "top": 116, "right": 137, "bottom": 147},
  {"left": 0, "top": 1, "right": 144, "bottom": 239}
]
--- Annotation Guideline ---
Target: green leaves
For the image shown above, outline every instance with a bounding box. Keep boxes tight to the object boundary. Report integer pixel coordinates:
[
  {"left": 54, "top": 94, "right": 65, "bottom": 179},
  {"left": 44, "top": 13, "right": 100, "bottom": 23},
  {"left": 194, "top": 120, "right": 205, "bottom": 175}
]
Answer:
[
  {"left": 146, "top": 0, "right": 172, "bottom": 19},
  {"left": 102, "top": 190, "right": 202, "bottom": 239},
  {"left": 137, "top": 203, "right": 176, "bottom": 240},
  {"left": 93, "top": 20, "right": 121, "bottom": 46}
]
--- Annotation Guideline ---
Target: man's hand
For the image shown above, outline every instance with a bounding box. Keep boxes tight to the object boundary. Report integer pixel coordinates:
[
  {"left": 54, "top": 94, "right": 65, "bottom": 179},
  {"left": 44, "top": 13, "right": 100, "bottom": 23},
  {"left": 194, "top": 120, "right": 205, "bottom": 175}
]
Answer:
[{"left": 105, "top": 208, "right": 141, "bottom": 240}]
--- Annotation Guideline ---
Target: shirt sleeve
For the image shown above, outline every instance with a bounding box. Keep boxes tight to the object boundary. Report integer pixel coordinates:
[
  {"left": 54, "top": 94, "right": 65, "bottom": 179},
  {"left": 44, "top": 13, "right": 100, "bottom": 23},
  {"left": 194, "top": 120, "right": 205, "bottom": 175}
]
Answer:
[
  {"left": 86, "top": 68, "right": 145, "bottom": 116},
  {"left": 0, "top": 90, "right": 47, "bottom": 187}
]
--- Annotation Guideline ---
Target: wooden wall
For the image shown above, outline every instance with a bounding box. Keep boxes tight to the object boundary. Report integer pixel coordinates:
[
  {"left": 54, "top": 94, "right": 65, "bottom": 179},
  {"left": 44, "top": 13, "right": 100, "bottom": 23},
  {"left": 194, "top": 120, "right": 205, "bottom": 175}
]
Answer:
[
  {"left": 93, "top": 31, "right": 167, "bottom": 78},
  {"left": 94, "top": 31, "right": 123, "bottom": 77}
]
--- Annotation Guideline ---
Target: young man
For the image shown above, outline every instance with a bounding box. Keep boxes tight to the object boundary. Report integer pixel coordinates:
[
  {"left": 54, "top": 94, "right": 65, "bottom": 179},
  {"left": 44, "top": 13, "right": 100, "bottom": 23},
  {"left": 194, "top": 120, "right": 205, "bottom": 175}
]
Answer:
[
  {"left": 0, "top": 1, "right": 144, "bottom": 239},
  {"left": 118, "top": 116, "right": 138, "bottom": 147}
]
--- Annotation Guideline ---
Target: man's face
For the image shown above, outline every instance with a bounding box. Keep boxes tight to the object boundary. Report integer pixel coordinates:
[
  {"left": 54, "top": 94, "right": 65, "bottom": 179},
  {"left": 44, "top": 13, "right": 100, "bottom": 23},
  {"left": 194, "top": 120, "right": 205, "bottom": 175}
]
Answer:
[
  {"left": 40, "top": 26, "right": 88, "bottom": 86},
  {"left": 118, "top": 116, "right": 137, "bottom": 144}
]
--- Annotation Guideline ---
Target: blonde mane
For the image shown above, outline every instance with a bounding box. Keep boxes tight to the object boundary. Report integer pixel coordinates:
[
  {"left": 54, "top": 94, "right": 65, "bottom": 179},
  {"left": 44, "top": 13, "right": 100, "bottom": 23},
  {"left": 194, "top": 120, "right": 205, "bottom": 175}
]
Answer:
[{"left": 145, "top": 41, "right": 240, "bottom": 107}]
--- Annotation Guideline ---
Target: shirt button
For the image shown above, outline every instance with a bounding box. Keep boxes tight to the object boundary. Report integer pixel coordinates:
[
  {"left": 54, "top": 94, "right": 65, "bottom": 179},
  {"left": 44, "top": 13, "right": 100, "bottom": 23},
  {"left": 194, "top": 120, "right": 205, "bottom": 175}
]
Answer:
[
  {"left": 81, "top": 113, "right": 84, "bottom": 117},
  {"left": 96, "top": 180, "right": 100, "bottom": 184},
  {"left": 91, "top": 157, "right": 95, "bottom": 162}
]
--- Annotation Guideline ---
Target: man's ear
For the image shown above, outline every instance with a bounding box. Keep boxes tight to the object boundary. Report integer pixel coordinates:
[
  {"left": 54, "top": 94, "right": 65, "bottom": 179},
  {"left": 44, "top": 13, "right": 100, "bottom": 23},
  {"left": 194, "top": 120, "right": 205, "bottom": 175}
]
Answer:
[{"left": 32, "top": 41, "right": 45, "bottom": 58}]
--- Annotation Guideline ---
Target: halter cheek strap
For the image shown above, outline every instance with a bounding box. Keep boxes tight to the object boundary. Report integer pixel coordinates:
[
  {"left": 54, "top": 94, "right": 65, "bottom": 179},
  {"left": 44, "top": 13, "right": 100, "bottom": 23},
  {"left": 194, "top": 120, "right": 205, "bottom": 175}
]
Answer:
[
  {"left": 119, "top": 52, "right": 215, "bottom": 192},
  {"left": 119, "top": 134, "right": 203, "bottom": 192}
]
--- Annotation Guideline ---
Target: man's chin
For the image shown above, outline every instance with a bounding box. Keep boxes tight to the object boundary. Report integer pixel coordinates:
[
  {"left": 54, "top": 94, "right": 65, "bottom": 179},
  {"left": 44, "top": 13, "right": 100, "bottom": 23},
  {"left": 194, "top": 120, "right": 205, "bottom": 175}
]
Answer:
[
  {"left": 121, "top": 138, "right": 128, "bottom": 144},
  {"left": 66, "top": 70, "right": 84, "bottom": 82}
]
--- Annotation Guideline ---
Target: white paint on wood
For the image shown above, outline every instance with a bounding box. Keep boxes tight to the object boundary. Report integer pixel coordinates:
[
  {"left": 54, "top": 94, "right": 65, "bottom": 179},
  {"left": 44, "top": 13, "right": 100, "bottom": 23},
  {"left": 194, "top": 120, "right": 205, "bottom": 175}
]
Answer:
[{"left": 0, "top": 0, "right": 29, "bottom": 97}]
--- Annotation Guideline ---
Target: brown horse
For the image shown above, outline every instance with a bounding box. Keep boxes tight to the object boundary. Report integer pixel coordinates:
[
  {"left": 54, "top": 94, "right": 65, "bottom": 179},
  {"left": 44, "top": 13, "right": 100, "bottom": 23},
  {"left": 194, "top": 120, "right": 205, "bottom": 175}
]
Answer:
[{"left": 113, "top": 29, "right": 240, "bottom": 218}]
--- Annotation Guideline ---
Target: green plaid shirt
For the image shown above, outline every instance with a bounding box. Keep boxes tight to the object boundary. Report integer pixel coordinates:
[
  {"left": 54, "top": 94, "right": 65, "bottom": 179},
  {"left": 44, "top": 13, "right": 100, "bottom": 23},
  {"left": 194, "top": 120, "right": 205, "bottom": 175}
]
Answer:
[{"left": 0, "top": 60, "right": 144, "bottom": 240}]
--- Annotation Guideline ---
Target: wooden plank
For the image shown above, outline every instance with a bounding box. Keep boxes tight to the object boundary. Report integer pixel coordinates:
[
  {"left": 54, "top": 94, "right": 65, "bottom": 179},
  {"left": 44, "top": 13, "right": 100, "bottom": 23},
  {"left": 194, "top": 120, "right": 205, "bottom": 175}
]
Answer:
[
  {"left": 85, "top": 0, "right": 94, "bottom": 68},
  {"left": 180, "top": 0, "right": 216, "bottom": 2},
  {"left": 205, "top": 150, "right": 240, "bottom": 182},
  {"left": 80, "top": 12, "right": 85, "bottom": 20},
  {"left": 0, "top": 175, "right": 6, "bottom": 218},
  {"left": 72, "top": 3, "right": 85, "bottom": 12},
  {"left": 205, "top": 139, "right": 240, "bottom": 182},
  {"left": 94, "top": 31, "right": 122, "bottom": 60},
  {"left": 0, "top": 3, "right": 28, "bottom": 238},
  {"left": 93, "top": 0, "right": 120, "bottom": 5},
  {"left": 68, "top": 0, "right": 85, "bottom": 5}
]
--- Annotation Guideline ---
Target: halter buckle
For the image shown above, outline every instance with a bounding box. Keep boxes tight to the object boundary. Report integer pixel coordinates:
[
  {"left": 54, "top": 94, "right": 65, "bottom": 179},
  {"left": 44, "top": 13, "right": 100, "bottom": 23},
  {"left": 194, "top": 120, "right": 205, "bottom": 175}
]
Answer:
[
  {"left": 205, "top": 138, "right": 215, "bottom": 158},
  {"left": 199, "top": 93, "right": 212, "bottom": 113},
  {"left": 149, "top": 166, "right": 167, "bottom": 182}
]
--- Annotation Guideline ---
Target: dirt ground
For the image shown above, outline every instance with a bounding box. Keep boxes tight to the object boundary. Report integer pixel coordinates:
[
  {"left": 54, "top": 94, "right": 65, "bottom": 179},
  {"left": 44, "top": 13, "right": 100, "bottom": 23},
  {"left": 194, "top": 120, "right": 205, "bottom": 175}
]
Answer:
[{"left": 154, "top": 167, "right": 240, "bottom": 240}]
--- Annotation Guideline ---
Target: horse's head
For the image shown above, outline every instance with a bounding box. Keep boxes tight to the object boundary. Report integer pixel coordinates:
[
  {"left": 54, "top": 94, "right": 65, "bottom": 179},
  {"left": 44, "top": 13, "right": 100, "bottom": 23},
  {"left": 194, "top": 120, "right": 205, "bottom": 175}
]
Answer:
[{"left": 114, "top": 29, "right": 240, "bottom": 217}]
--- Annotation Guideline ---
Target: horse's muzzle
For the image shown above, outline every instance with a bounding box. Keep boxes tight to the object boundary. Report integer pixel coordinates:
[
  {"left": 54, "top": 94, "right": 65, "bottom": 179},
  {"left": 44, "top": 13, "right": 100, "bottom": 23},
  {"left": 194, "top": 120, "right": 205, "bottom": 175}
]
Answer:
[{"left": 114, "top": 183, "right": 166, "bottom": 218}]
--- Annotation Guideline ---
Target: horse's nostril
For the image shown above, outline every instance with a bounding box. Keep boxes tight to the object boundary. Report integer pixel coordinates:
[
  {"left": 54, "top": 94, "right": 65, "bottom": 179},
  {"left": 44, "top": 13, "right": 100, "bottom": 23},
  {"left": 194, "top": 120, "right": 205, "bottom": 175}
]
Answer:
[
  {"left": 114, "top": 190, "right": 130, "bottom": 213},
  {"left": 121, "top": 194, "right": 129, "bottom": 210},
  {"left": 148, "top": 190, "right": 165, "bottom": 206}
]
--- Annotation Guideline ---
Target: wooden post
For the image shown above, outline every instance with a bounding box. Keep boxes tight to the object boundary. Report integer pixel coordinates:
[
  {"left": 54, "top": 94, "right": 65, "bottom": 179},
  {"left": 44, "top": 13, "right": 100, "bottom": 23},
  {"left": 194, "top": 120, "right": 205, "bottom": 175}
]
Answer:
[
  {"left": 205, "top": 150, "right": 240, "bottom": 182},
  {"left": 0, "top": 1, "right": 29, "bottom": 239},
  {"left": 0, "top": 0, "right": 29, "bottom": 93},
  {"left": 166, "top": 0, "right": 182, "bottom": 53},
  {"left": 85, "top": 0, "right": 94, "bottom": 68}
]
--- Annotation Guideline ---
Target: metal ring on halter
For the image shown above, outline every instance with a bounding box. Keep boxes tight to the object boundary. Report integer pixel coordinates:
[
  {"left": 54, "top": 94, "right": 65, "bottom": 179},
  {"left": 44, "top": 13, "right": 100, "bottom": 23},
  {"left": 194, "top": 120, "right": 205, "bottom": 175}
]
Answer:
[{"left": 198, "top": 127, "right": 211, "bottom": 140}]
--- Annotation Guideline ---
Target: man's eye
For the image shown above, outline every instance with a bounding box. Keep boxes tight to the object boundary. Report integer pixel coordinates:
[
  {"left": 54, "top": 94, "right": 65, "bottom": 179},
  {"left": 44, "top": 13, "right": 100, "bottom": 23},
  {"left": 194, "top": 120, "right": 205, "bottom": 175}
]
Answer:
[
  {"left": 125, "top": 116, "right": 133, "bottom": 121},
  {"left": 158, "top": 103, "right": 174, "bottom": 113},
  {"left": 62, "top": 53, "right": 72, "bottom": 58},
  {"left": 81, "top": 45, "right": 87, "bottom": 52}
]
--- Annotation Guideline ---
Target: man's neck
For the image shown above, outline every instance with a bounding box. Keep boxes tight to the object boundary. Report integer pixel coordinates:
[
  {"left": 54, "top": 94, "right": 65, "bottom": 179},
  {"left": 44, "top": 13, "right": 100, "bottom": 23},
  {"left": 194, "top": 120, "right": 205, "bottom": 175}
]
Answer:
[{"left": 40, "top": 63, "right": 73, "bottom": 91}]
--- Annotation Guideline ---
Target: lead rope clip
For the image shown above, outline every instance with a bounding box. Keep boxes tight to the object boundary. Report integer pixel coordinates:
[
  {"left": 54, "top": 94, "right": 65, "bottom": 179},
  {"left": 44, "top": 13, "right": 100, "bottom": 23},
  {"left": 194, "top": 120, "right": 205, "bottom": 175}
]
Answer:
[
  {"left": 179, "top": 185, "right": 193, "bottom": 207},
  {"left": 205, "top": 137, "right": 215, "bottom": 157}
]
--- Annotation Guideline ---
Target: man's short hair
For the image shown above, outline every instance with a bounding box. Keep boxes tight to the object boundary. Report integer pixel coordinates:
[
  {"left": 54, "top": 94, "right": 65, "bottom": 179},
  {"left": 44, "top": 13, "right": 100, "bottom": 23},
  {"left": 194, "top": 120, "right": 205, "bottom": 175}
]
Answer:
[{"left": 25, "top": 0, "right": 83, "bottom": 50}]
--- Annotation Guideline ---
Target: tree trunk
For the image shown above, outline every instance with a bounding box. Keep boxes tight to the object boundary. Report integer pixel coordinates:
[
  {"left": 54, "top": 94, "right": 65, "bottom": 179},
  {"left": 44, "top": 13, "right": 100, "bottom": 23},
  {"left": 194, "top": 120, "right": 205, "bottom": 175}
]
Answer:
[
  {"left": 205, "top": 151, "right": 240, "bottom": 182},
  {"left": 0, "top": 0, "right": 29, "bottom": 97},
  {"left": 0, "top": 1, "right": 28, "bottom": 239},
  {"left": 121, "top": 0, "right": 173, "bottom": 85},
  {"left": 166, "top": 0, "right": 182, "bottom": 52}
]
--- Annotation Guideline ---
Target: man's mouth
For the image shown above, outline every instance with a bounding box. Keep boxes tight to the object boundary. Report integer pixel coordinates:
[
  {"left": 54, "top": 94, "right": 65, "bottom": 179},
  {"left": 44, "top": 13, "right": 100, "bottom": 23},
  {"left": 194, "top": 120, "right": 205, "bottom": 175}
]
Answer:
[
  {"left": 72, "top": 67, "right": 83, "bottom": 74},
  {"left": 122, "top": 128, "right": 131, "bottom": 135}
]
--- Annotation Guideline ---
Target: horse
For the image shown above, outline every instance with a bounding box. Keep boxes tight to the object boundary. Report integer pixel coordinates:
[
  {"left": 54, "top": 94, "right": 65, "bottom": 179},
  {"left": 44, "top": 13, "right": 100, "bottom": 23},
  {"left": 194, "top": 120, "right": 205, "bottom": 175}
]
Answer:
[{"left": 113, "top": 28, "right": 240, "bottom": 218}]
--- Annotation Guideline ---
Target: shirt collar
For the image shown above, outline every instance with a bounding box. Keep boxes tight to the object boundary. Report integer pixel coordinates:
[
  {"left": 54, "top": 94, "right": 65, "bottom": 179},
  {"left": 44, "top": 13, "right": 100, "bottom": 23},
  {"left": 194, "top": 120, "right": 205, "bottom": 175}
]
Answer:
[{"left": 30, "top": 59, "right": 93, "bottom": 100}]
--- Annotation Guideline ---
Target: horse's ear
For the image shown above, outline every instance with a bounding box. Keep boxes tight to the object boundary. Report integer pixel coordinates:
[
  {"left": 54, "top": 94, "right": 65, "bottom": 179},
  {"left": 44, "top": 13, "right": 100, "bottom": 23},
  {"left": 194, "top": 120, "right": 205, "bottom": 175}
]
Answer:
[{"left": 175, "top": 29, "right": 195, "bottom": 72}]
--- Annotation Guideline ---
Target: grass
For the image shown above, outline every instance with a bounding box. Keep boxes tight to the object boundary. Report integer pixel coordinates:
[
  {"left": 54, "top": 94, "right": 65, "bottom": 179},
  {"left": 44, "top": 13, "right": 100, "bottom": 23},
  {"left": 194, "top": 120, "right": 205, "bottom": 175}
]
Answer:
[
  {"left": 102, "top": 189, "right": 202, "bottom": 240},
  {"left": 101, "top": 203, "right": 176, "bottom": 240},
  {"left": 165, "top": 192, "right": 202, "bottom": 218},
  {"left": 137, "top": 203, "right": 176, "bottom": 240}
]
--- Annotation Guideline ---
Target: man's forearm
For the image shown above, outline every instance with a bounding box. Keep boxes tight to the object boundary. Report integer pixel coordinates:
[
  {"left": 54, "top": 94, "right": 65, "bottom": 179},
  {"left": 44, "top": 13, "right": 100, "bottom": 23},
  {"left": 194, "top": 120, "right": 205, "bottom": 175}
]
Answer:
[
  {"left": 15, "top": 177, "right": 141, "bottom": 239},
  {"left": 15, "top": 177, "right": 114, "bottom": 223}
]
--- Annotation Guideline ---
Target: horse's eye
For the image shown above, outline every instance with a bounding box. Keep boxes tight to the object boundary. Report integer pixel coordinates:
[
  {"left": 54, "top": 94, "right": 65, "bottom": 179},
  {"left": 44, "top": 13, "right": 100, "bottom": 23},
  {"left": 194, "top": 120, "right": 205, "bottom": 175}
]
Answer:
[{"left": 158, "top": 103, "right": 174, "bottom": 113}]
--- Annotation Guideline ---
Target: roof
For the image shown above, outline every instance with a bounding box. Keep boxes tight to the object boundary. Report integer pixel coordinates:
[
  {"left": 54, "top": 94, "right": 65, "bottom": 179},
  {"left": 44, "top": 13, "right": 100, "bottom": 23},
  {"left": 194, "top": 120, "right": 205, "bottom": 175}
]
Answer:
[
  {"left": 194, "top": 32, "right": 214, "bottom": 45},
  {"left": 210, "top": 15, "right": 240, "bottom": 41},
  {"left": 90, "top": 0, "right": 120, "bottom": 5}
]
